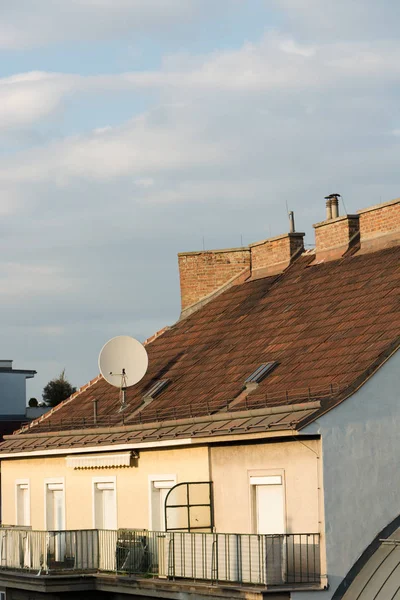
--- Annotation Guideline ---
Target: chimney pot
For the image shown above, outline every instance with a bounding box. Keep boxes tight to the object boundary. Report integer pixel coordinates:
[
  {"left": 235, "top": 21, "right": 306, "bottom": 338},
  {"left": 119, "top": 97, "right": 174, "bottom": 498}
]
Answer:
[
  {"left": 325, "top": 199, "right": 332, "bottom": 220},
  {"left": 331, "top": 196, "right": 339, "bottom": 219},
  {"left": 289, "top": 211, "right": 295, "bottom": 233}
]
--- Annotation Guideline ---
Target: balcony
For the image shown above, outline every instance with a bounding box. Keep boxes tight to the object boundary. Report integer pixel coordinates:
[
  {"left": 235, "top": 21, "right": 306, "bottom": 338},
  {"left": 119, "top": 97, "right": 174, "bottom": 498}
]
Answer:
[{"left": 0, "top": 527, "right": 321, "bottom": 591}]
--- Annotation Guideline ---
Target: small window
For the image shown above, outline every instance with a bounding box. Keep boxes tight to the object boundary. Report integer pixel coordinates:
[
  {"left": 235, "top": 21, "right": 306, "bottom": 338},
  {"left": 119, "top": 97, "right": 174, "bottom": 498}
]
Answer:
[
  {"left": 0, "top": 591, "right": 6, "bottom": 600},
  {"left": 245, "top": 362, "right": 278, "bottom": 384}
]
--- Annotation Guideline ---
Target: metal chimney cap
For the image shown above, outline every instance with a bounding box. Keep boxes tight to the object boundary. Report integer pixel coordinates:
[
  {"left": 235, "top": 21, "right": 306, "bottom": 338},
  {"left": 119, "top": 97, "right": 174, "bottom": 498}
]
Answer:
[{"left": 324, "top": 193, "right": 341, "bottom": 199}]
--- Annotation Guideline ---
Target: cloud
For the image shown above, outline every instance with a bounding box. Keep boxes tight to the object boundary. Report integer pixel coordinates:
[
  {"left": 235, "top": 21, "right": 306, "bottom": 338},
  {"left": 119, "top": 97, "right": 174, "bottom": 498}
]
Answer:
[
  {"left": 0, "top": 72, "right": 77, "bottom": 130},
  {"left": 0, "top": 110, "right": 228, "bottom": 185},
  {"left": 272, "top": 0, "right": 400, "bottom": 41},
  {"left": 0, "top": 0, "right": 235, "bottom": 49},
  {"left": 3, "top": 33, "right": 400, "bottom": 133}
]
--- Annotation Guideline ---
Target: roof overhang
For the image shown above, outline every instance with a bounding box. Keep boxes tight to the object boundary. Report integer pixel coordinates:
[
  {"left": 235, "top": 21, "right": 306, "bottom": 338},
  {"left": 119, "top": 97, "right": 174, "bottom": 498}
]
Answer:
[
  {"left": 0, "top": 401, "right": 321, "bottom": 459},
  {"left": 0, "top": 428, "right": 313, "bottom": 460}
]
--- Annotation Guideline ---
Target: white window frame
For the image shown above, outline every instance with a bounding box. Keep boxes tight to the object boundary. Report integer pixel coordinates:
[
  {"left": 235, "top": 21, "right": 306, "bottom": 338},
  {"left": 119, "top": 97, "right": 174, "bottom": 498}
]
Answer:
[
  {"left": 148, "top": 474, "right": 176, "bottom": 531},
  {"left": 44, "top": 477, "right": 66, "bottom": 530},
  {"left": 92, "top": 476, "right": 117, "bottom": 530},
  {"left": 15, "top": 479, "right": 30, "bottom": 526},
  {"left": 0, "top": 590, "right": 5, "bottom": 600},
  {"left": 248, "top": 469, "right": 286, "bottom": 534}
]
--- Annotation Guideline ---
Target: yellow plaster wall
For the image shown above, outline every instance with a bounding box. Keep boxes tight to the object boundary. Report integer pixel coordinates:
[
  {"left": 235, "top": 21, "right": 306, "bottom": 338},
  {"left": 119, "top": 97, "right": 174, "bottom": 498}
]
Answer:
[
  {"left": 1, "top": 445, "right": 210, "bottom": 530},
  {"left": 210, "top": 439, "right": 321, "bottom": 534}
]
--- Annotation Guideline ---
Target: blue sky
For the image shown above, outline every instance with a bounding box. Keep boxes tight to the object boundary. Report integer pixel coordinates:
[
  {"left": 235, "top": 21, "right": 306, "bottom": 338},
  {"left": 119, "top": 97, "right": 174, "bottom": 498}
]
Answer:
[{"left": 1, "top": 0, "right": 400, "bottom": 401}]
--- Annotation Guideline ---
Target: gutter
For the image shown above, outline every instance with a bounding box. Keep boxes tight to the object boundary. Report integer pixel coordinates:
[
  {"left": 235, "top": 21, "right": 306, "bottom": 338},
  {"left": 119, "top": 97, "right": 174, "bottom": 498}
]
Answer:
[{"left": 0, "top": 430, "right": 306, "bottom": 460}]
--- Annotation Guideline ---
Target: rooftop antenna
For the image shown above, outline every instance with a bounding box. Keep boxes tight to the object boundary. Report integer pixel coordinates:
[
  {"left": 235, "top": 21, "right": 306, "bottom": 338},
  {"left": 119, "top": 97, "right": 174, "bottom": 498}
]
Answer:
[
  {"left": 285, "top": 199, "right": 295, "bottom": 232},
  {"left": 98, "top": 336, "right": 148, "bottom": 412}
]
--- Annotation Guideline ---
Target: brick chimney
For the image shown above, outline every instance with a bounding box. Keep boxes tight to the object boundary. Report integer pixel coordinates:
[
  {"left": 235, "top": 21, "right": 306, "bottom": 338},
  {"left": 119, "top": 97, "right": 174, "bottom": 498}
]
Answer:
[
  {"left": 178, "top": 247, "right": 251, "bottom": 317},
  {"left": 178, "top": 225, "right": 305, "bottom": 317},
  {"left": 358, "top": 197, "right": 400, "bottom": 252},
  {"left": 249, "top": 232, "right": 305, "bottom": 279},
  {"left": 313, "top": 195, "right": 359, "bottom": 261}
]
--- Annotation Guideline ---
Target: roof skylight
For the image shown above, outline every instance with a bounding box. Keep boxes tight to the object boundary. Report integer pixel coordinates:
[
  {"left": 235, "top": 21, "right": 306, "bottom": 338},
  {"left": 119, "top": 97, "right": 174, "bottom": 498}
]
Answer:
[
  {"left": 245, "top": 362, "right": 278, "bottom": 385},
  {"left": 143, "top": 379, "right": 170, "bottom": 401}
]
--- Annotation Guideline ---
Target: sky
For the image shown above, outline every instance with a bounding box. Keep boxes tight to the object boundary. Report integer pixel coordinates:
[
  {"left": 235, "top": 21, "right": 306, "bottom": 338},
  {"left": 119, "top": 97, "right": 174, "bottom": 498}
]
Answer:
[{"left": 1, "top": 0, "right": 400, "bottom": 402}]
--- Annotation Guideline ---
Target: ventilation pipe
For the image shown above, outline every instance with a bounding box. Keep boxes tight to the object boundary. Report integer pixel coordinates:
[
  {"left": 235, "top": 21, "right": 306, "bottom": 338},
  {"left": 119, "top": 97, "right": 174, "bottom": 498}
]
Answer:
[{"left": 92, "top": 398, "right": 98, "bottom": 425}]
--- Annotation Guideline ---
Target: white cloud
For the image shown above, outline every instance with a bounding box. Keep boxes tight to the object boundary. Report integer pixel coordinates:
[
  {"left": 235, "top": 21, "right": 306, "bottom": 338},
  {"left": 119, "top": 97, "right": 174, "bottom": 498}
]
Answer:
[
  {"left": 0, "top": 110, "right": 227, "bottom": 186},
  {"left": 3, "top": 34, "right": 400, "bottom": 132},
  {"left": 279, "top": 39, "right": 315, "bottom": 57},
  {"left": 0, "top": 72, "right": 77, "bottom": 130}
]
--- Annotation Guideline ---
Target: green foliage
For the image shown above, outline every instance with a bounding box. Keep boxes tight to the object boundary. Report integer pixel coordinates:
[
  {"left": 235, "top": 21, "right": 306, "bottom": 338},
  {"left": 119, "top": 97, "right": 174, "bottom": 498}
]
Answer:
[{"left": 42, "top": 369, "right": 76, "bottom": 407}]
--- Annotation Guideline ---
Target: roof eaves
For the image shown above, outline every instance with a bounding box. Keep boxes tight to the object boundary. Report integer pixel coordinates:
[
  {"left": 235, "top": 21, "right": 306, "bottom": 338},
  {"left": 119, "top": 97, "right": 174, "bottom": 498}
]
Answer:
[{"left": 1, "top": 401, "right": 322, "bottom": 448}]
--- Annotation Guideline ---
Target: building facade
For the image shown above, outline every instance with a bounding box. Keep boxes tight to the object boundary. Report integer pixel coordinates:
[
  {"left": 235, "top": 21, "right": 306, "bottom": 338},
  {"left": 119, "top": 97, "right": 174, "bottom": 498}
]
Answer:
[{"left": 0, "top": 197, "right": 399, "bottom": 599}]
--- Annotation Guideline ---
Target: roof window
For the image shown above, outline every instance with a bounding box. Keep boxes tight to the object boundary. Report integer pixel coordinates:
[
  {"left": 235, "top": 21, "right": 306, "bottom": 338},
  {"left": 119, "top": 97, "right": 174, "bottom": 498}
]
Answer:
[
  {"left": 245, "top": 362, "right": 278, "bottom": 385},
  {"left": 143, "top": 379, "right": 170, "bottom": 402}
]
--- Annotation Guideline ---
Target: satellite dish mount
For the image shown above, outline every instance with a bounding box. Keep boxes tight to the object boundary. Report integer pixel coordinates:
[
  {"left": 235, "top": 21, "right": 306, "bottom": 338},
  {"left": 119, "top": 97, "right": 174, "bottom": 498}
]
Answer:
[{"left": 110, "top": 367, "right": 129, "bottom": 411}]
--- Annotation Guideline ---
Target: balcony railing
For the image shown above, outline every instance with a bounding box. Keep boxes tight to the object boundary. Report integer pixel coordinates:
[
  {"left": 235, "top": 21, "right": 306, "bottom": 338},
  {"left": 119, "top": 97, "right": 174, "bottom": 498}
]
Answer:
[{"left": 0, "top": 527, "right": 320, "bottom": 588}]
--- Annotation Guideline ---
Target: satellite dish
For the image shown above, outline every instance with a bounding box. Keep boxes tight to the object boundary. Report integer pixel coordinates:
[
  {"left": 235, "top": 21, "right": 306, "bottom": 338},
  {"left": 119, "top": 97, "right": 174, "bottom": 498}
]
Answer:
[{"left": 98, "top": 336, "right": 148, "bottom": 409}]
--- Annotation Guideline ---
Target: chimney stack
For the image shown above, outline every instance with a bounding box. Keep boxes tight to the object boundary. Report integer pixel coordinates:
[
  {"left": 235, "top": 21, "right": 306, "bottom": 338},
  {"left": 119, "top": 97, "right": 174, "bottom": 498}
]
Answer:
[
  {"left": 358, "top": 197, "right": 400, "bottom": 252},
  {"left": 249, "top": 230, "right": 305, "bottom": 279},
  {"left": 314, "top": 194, "right": 359, "bottom": 262},
  {"left": 178, "top": 246, "right": 251, "bottom": 318},
  {"left": 178, "top": 226, "right": 305, "bottom": 317}
]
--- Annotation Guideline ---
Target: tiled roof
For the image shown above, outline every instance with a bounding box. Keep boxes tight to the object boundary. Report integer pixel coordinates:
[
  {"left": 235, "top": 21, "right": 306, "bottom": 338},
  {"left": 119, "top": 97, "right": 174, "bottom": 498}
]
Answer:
[{"left": 2, "top": 243, "right": 400, "bottom": 453}]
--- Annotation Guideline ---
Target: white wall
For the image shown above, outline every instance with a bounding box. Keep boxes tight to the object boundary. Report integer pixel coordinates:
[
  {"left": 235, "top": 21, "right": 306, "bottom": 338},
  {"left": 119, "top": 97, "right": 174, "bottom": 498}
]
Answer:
[
  {"left": 292, "top": 350, "right": 400, "bottom": 600},
  {"left": 25, "top": 406, "right": 50, "bottom": 419},
  {"left": 0, "top": 372, "right": 29, "bottom": 415}
]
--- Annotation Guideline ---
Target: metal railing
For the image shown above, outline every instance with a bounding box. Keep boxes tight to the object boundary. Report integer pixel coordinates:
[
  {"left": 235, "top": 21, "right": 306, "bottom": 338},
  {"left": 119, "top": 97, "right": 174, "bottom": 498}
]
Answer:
[
  {"left": 0, "top": 527, "right": 320, "bottom": 587},
  {"left": 0, "top": 528, "right": 117, "bottom": 573},
  {"left": 19, "top": 383, "right": 342, "bottom": 433}
]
